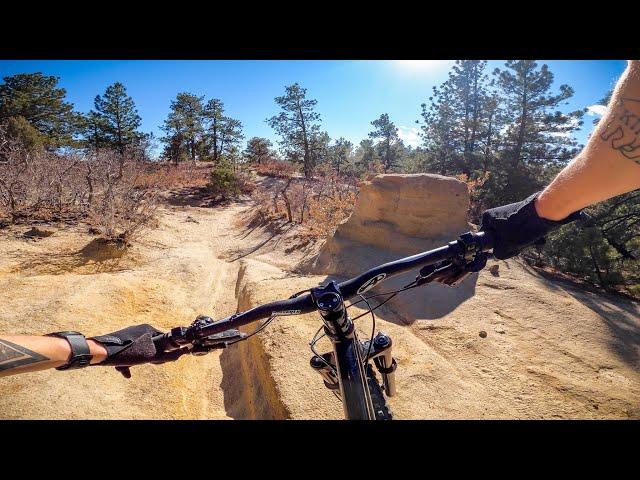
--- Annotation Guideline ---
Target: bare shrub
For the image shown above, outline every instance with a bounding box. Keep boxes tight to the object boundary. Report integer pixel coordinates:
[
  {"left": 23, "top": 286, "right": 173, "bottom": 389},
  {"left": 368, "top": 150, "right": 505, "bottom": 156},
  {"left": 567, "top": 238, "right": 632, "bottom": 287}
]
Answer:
[
  {"left": 255, "top": 159, "right": 297, "bottom": 178},
  {"left": 456, "top": 171, "right": 489, "bottom": 223},
  {"left": 249, "top": 164, "right": 357, "bottom": 240},
  {"left": 0, "top": 129, "right": 88, "bottom": 222},
  {"left": 155, "top": 161, "right": 212, "bottom": 190},
  {"left": 84, "top": 150, "right": 163, "bottom": 244},
  {"left": 0, "top": 126, "right": 168, "bottom": 245},
  {"left": 301, "top": 166, "right": 357, "bottom": 238}
]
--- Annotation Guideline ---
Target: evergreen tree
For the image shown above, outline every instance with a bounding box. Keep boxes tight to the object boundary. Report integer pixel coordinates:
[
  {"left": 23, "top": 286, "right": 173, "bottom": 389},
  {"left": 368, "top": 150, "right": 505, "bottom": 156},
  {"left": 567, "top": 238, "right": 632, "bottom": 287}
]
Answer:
[
  {"left": 203, "top": 99, "right": 225, "bottom": 163},
  {"left": 161, "top": 93, "right": 205, "bottom": 163},
  {"left": 81, "top": 111, "right": 109, "bottom": 151},
  {"left": 489, "top": 60, "right": 585, "bottom": 203},
  {"left": 0, "top": 72, "right": 80, "bottom": 148},
  {"left": 419, "top": 60, "right": 494, "bottom": 176},
  {"left": 244, "top": 137, "right": 273, "bottom": 164},
  {"left": 354, "top": 138, "right": 377, "bottom": 174},
  {"left": 368, "top": 113, "right": 400, "bottom": 172},
  {"left": 328, "top": 137, "right": 353, "bottom": 175},
  {"left": 310, "top": 131, "right": 332, "bottom": 168},
  {"left": 91, "top": 82, "right": 142, "bottom": 154},
  {"left": 267, "top": 83, "right": 321, "bottom": 178},
  {"left": 217, "top": 117, "right": 244, "bottom": 162},
  {"left": 4, "top": 115, "right": 45, "bottom": 150}
]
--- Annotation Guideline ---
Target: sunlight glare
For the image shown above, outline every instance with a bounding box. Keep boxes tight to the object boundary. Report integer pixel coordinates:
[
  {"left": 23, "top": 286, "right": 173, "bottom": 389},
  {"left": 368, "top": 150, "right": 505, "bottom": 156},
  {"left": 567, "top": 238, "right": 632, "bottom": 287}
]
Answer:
[{"left": 393, "top": 60, "right": 454, "bottom": 72}]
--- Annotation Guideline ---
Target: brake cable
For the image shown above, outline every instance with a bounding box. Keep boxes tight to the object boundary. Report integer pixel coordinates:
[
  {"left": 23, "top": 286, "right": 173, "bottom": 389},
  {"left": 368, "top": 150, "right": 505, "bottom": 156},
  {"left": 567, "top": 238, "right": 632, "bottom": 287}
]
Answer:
[
  {"left": 225, "top": 315, "right": 277, "bottom": 346},
  {"left": 309, "top": 325, "right": 337, "bottom": 375},
  {"left": 347, "top": 280, "right": 419, "bottom": 321},
  {"left": 357, "top": 293, "right": 376, "bottom": 366}
]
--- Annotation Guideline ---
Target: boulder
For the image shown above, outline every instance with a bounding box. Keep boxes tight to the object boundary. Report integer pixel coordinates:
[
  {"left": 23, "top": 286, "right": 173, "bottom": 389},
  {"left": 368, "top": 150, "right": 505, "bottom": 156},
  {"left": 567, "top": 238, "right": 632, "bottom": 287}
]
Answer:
[{"left": 313, "top": 173, "right": 476, "bottom": 320}]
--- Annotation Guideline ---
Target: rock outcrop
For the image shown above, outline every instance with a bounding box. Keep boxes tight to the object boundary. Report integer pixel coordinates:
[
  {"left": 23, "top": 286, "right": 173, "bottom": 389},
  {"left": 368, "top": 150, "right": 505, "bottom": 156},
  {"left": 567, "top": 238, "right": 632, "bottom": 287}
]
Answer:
[{"left": 313, "top": 173, "right": 475, "bottom": 320}]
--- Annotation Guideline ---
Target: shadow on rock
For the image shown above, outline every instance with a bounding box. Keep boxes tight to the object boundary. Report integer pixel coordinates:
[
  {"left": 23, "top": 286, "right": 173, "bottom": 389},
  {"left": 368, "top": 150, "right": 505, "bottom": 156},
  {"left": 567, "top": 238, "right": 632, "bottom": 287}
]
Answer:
[{"left": 14, "top": 238, "right": 131, "bottom": 276}]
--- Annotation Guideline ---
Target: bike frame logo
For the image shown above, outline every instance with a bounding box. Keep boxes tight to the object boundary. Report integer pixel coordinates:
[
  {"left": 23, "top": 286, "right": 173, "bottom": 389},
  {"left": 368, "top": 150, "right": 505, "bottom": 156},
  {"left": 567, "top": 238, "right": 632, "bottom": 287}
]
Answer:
[
  {"left": 271, "top": 310, "right": 302, "bottom": 317},
  {"left": 357, "top": 273, "right": 387, "bottom": 295}
]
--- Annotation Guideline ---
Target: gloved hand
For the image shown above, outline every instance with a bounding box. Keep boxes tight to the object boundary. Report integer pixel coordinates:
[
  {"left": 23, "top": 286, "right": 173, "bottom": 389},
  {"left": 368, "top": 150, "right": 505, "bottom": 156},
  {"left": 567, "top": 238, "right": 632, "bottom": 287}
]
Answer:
[
  {"left": 480, "top": 192, "right": 582, "bottom": 260},
  {"left": 90, "top": 324, "right": 189, "bottom": 378}
]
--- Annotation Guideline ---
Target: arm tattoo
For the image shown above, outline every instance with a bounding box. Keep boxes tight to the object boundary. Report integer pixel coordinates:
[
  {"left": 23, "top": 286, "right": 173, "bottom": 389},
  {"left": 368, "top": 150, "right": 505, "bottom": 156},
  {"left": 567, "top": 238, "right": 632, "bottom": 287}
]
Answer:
[
  {"left": 600, "top": 97, "right": 640, "bottom": 164},
  {"left": 0, "top": 338, "right": 49, "bottom": 371}
]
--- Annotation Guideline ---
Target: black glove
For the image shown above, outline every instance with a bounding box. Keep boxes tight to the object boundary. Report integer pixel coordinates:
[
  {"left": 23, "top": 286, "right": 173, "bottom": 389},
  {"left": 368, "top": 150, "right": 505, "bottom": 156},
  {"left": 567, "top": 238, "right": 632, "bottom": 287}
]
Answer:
[
  {"left": 90, "top": 324, "right": 189, "bottom": 378},
  {"left": 480, "top": 192, "right": 582, "bottom": 260}
]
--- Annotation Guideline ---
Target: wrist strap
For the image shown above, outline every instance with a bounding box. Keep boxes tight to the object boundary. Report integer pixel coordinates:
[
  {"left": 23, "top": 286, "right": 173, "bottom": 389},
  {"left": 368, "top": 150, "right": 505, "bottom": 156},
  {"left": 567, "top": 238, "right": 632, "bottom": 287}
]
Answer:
[{"left": 45, "top": 331, "right": 92, "bottom": 370}]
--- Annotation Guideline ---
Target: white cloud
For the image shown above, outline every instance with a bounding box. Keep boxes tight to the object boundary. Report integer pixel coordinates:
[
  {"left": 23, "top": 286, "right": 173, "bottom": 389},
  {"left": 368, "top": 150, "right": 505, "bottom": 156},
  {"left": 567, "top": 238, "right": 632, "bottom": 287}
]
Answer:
[
  {"left": 397, "top": 125, "right": 421, "bottom": 147},
  {"left": 586, "top": 104, "right": 607, "bottom": 116}
]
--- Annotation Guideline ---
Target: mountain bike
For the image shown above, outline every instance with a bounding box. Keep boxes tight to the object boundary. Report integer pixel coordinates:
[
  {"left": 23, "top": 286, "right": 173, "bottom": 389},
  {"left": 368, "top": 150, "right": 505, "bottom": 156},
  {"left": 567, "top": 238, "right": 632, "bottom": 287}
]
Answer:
[{"left": 153, "top": 230, "right": 494, "bottom": 420}]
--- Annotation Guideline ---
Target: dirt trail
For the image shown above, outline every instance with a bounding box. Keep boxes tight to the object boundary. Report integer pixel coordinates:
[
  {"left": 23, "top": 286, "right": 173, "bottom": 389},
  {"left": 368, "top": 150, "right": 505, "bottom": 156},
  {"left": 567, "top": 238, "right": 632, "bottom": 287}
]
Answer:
[
  {"left": 1, "top": 198, "right": 638, "bottom": 419},
  {"left": 0, "top": 203, "right": 246, "bottom": 419}
]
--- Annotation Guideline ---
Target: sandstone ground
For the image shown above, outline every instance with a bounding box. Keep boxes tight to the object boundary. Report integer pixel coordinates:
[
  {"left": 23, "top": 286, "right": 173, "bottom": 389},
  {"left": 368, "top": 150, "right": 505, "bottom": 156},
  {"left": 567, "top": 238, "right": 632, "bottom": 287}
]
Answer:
[{"left": 0, "top": 185, "right": 638, "bottom": 419}]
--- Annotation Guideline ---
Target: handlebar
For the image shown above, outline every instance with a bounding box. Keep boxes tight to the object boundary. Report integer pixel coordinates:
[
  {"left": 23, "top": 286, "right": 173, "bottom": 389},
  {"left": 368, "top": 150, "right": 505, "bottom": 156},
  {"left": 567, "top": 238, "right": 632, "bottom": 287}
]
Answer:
[{"left": 154, "top": 230, "right": 494, "bottom": 353}]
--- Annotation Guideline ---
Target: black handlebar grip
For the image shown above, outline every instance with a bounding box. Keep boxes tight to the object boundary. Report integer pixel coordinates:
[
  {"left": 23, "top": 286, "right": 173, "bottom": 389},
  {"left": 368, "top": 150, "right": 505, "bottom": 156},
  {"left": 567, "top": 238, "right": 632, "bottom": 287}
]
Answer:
[
  {"left": 153, "top": 331, "right": 188, "bottom": 353},
  {"left": 476, "top": 230, "right": 494, "bottom": 252},
  {"left": 152, "top": 333, "right": 171, "bottom": 353}
]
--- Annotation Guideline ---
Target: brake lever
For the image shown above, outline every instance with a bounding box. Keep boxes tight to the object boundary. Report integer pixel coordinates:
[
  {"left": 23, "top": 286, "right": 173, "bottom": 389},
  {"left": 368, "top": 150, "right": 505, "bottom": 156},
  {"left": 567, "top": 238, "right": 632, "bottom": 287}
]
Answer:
[
  {"left": 191, "top": 329, "right": 248, "bottom": 355},
  {"left": 415, "top": 252, "right": 488, "bottom": 287}
]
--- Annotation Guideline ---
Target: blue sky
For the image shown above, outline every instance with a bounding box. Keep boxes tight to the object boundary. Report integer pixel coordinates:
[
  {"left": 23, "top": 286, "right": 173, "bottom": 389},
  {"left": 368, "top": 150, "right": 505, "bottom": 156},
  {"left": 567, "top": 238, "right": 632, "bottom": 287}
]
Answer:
[{"left": 0, "top": 60, "right": 627, "bottom": 157}]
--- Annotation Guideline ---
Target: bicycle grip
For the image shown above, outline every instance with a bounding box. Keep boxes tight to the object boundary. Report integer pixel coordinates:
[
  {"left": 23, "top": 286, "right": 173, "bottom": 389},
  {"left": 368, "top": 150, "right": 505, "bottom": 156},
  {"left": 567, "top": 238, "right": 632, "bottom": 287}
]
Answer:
[
  {"left": 152, "top": 331, "right": 186, "bottom": 353},
  {"left": 476, "top": 230, "right": 494, "bottom": 252}
]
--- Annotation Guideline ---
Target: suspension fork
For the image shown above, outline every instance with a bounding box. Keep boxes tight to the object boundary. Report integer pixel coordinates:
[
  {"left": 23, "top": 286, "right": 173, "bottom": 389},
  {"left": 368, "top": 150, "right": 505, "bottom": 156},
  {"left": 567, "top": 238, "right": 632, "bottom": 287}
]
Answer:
[{"left": 310, "top": 281, "right": 375, "bottom": 420}]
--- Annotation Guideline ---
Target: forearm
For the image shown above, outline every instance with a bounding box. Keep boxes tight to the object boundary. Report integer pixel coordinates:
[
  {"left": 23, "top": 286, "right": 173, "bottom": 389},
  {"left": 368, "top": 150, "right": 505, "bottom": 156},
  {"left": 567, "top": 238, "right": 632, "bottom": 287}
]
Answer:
[
  {"left": 536, "top": 60, "right": 640, "bottom": 220},
  {"left": 0, "top": 335, "right": 107, "bottom": 378}
]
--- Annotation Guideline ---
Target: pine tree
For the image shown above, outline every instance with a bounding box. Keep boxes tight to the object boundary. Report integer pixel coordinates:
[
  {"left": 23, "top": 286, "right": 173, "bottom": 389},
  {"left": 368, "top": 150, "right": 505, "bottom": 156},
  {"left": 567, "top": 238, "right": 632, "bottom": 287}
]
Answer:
[
  {"left": 310, "top": 131, "right": 331, "bottom": 168},
  {"left": 4, "top": 115, "right": 45, "bottom": 150},
  {"left": 161, "top": 93, "right": 205, "bottom": 163},
  {"left": 328, "top": 137, "right": 353, "bottom": 175},
  {"left": 267, "top": 83, "right": 321, "bottom": 178},
  {"left": 244, "top": 137, "right": 273, "bottom": 164},
  {"left": 368, "top": 113, "right": 400, "bottom": 172},
  {"left": 81, "top": 110, "right": 110, "bottom": 151},
  {"left": 91, "top": 82, "right": 142, "bottom": 154},
  {"left": 203, "top": 99, "right": 225, "bottom": 163},
  {"left": 419, "top": 61, "right": 494, "bottom": 176},
  {"left": 0, "top": 72, "right": 80, "bottom": 148},
  {"left": 419, "top": 81, "right": 459, "bottom": 175},
  {"left": 491, "top": 60, "right": 585, "bottom": 203},
  {"left": 217, "top": 117, "right": 244, "bottom": 162},
  {"left": 354, "top": 138, "right": 377, "bottom": 173}
]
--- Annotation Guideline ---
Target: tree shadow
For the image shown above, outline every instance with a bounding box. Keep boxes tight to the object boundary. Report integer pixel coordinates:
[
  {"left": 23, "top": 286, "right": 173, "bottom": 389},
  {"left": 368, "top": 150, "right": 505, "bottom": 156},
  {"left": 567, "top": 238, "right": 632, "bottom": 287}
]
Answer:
[
  {"left": 162, "top": 186, "right": 232, "bottom": 208},
  {"left": 309, "top": 267, "right": 478, "bottom": 326},
  {"left": 531, "top": 268, "right": 640, "bottom": 368},
  {"left": 13, "top": 238, "right": 130, "bottom": 276}
]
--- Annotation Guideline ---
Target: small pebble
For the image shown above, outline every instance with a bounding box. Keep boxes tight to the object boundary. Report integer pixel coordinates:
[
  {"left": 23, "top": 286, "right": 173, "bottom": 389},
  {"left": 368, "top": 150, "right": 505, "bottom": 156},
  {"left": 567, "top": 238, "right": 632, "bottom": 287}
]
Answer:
[{"left": 479, "top": 330, "right": 487, "bottom": 338}]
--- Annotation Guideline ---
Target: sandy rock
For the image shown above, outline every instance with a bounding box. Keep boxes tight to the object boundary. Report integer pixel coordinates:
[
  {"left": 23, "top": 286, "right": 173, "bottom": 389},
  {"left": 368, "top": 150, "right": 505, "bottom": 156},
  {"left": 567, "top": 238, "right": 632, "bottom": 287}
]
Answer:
[
  {"left": 313, "top": 173, "right": 474, "bottom": 321},
  {"left": 23, "top": 227, "right": 54, "bottom": 239},
  {"left": 320, "top": 173, "right": 469, "bottom": 259}
]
